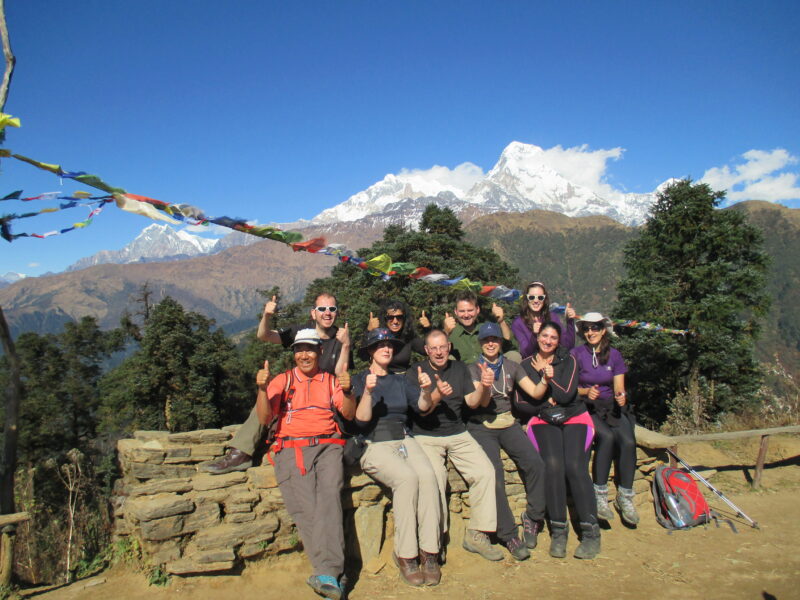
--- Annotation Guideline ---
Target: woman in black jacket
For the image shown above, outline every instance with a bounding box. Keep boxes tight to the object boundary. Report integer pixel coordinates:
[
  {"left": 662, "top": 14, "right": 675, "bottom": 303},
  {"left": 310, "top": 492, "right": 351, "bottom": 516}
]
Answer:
[
  {"left": 366, "top": 299, "right": 426, "bottom": 374},
  {"left": 515, "top": 321, "right": 600, "bottom": 560}
]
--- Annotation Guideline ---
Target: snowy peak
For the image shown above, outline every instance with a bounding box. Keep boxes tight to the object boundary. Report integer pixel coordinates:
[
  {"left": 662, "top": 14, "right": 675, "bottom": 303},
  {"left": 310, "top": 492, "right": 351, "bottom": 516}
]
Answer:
[
  {"left": 311, "top": 141, "right": 660, "bottom": 227},
  {"left": 313, "top": 173, "right": 456, "bottom": 224},
  {"left": 67, "top": 224, "right": 218, "bottom": 271}
]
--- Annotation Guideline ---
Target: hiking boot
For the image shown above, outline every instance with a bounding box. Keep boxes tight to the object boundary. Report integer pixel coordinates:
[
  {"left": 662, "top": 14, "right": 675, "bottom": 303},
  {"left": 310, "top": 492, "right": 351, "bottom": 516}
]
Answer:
[
  {"left": 392, "top": 553, "right": 425, "bottom": 587},
  {"left": 462, "top": 529, "right": 504, "bottom": 561},
  {"left": 419, "top": 549, "right": 441, "bottom": 586},
  {"left": 520, "top": 512, "right": 544, "bottom": 549},
  {"left": 614, "top": 486, "right": 640, "bottom": 525},
  {"left": 307, "top": 575, "right": 343, "bottom": 600},
  {"left": 594, "top": 483, "right": 615, "bottom": 521},
  {"left": 574, "top": 522, "right": 601, "bottom": 559},
  {"left": 548, "top": 520, "right": 568, "bottom": 558},
  {"left": 199, "top": 448, "right": 252, "bottom": 475},
  {"left": 504, "top": 536, "right": 530, "bottom": 561}
]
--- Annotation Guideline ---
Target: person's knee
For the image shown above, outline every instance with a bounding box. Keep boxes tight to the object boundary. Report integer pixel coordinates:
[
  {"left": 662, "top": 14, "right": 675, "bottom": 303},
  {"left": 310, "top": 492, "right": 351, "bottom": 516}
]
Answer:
[{"left": 396, "top": 469, "right": 420, "bottom": 492}]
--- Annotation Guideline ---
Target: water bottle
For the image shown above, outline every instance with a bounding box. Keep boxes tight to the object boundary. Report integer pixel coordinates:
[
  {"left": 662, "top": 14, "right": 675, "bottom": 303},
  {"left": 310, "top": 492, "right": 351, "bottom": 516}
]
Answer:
[{"left": 665, "top": 494, "right": 686, "bottom": 528}]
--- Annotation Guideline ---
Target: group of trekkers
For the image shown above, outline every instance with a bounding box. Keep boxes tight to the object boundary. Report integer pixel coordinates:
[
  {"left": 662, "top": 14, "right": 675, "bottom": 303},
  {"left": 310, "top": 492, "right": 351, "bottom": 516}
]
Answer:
[{"left": 202, "top": 283, "right": 639, "bottom": 600}]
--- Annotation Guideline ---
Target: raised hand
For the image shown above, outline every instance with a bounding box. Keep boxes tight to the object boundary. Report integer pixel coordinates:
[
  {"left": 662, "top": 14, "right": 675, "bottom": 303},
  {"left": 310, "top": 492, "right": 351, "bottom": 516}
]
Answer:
[
  {"left": 365, "top": 372, "right": 378, "bottom": 392},
  {"left": 434, "top": 374, "right": 453, "bottom": 397},
  {"left": 264, "top": 295, "right": 278, "bottom": 316},
  {"left": 336, "top": 322, "right": 350, "bottom": 346},
  {"left": 256, "top": 360, "right": 270, "bottom": 388},
  {"left": 587, "top": 384, "right": 600, "bottom": 401},
  {"left": 443, "top": 312, "right": 456, "bottom": 334},
  {"left": 419, "top": 310, "right": 431, "bottom": 329},
  {"left": 478, "top": 362, "right": 495, "bottom": 387},
  {"left": 338, "top": 370, "right": 351, "bottom": 392},
  {"left": 491, "top": 302, "right": 504, "bottom": 322},
  {"left": 565, "top": 302, "right": 576, "bottom": 320},
  {"left": 417, "top": 366, "right": 432, "bottom": 389},
  {"left": 367, "top": 311, "right": 379, "bottom": 331}
]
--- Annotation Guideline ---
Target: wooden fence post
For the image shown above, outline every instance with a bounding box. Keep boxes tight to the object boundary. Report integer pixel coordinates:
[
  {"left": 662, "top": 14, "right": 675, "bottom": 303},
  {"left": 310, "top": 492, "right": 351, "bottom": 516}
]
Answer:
[{"left": 753, "top": 434, "right": 770, "bottom": 489}]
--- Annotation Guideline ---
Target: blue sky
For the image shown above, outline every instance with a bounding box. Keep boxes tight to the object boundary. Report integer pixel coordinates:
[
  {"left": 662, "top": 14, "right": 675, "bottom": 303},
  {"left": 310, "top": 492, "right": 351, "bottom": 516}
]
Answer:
[{"left": 1, "top": 1, "right": 798, "bottom": 277}]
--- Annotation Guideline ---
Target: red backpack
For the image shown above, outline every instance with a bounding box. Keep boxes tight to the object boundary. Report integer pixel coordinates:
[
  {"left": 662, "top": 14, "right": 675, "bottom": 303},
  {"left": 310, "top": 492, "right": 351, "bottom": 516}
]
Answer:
[{"left": 652, "top": 465, "right": 711, "bottom": 529}]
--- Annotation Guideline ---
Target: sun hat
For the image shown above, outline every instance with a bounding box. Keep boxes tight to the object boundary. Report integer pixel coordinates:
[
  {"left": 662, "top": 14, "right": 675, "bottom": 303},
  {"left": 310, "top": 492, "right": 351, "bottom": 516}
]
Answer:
[
  {"left": 291, "top": 328, "right": 322, "bottom": 347},
  {"left": 478, "top": 322, "right": 503, "bottom": 341},
  {"left": 358, "top": 327, "right": 404, "bottom": 360},
  {"left": 576, "top": 312, "right": 616, "bottom": 338}
]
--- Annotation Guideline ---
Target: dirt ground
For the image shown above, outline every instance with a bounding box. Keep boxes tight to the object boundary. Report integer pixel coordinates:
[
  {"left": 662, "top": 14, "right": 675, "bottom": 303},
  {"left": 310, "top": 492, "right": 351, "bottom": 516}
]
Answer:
[{"left": 20, "top": 435, "right": 800, "bottom": 600}]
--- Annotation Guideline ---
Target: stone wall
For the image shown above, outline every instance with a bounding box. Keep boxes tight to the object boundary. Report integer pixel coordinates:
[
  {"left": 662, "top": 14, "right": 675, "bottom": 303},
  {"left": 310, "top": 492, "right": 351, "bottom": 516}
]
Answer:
[{"left": 111, "top": 427, "right": 664, "bottom": 575}]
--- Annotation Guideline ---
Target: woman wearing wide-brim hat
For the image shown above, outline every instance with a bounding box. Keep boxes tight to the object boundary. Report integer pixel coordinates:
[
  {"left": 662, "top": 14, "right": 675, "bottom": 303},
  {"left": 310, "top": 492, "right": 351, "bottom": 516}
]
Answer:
[
  {"left": 351, "top": 328, "right": 443, "bottom": 587},
  {"left": 571, "top": 312, "right": 639, "bottom": 526}
]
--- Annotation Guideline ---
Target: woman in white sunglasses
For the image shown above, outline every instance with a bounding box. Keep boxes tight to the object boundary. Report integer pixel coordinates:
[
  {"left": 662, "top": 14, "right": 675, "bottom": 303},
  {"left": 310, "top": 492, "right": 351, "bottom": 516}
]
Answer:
[{"left": 511, "top": 281, "right": 576, "bottom": 359}]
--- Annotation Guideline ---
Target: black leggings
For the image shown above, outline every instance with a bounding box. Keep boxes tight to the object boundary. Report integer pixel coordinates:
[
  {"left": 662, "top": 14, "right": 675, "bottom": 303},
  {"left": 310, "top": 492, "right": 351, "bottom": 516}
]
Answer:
[
  {"left": 591, "top": 413, "right": 637, "bottom": 488},
  {"left": 469, "top": 423, "right": 546, "bottom": 541},
  {"left": 530, "top": 422, "right": 597, "bottom": 524}
]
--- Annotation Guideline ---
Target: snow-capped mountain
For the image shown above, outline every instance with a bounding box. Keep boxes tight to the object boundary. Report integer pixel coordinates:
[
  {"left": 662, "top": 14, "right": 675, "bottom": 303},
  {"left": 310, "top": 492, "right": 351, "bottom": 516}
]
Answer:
[
  {"left": 312, "top": 174, "right": 474, "bottom": 224},
  {"left": 67, "top": 224, "right": 219, "bottom": 271},
  {"left": 311, "top": 141, "right": 665, "bottom": 227},
  {"left": 0, "top": 272, "right": 26, "bottom": 289}
]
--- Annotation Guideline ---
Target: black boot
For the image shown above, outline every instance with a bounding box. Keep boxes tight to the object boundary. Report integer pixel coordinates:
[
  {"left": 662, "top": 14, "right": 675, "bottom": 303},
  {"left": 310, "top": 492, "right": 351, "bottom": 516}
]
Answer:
[
  {"left": 548, "top": 520, "right": 568, "bottom": 558},
  {"left": 574, "top": 522, "right": 601, "bottom": 559}
]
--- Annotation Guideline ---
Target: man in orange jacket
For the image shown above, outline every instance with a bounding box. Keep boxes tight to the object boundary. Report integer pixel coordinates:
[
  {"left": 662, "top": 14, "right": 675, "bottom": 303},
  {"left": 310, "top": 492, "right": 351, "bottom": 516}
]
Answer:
[{"left": 256, "top": 328, "right": 355, "bottom": 600}]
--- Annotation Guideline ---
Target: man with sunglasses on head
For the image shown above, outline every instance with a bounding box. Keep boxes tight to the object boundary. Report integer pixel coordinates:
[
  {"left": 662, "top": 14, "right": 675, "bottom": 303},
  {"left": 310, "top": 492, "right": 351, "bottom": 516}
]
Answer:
[{"left": 202, "top": 292, "right": 352, "bottom": 475}]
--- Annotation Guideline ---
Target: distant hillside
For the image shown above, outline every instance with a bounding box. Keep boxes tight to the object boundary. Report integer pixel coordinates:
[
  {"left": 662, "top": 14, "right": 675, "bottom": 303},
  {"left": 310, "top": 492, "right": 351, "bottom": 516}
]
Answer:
[
  {"left": 0, "top": 224, "right": 383, "bottom": 339},
  {"left": 465, "top": 209, "right": 637, "bottom": 313},
  {"left": 728, "top": 201, "right": 800, "bottom": 375}
]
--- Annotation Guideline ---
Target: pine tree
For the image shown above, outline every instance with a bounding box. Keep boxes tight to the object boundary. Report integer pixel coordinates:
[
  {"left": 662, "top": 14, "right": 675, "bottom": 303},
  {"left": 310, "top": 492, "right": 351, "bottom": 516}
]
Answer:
[
  {"left": 613, "top": 180, "right": 771, "bottom": 426},
  {"left": 98, "top": 297, "right": 251, "bottom": 434},
  {"left": 2, "top": 317, "right": 124, "bottom": 466}
]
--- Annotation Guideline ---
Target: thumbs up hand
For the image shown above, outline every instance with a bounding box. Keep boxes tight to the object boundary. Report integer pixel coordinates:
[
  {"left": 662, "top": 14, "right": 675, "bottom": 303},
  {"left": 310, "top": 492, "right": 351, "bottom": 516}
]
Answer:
[
  {"left": 419, "top": 310, "right": 431, "bottom": 329},
  {"left": 336, "top": 322, "right": 350, "bottom": 346},
  {"left": 264, "top": 295, "right": 278, "bottom": 315},
  {"left": 256, "top": 360, "right": 270, "bottom": 388},
  {"left": 367, "top": 311, "right": 379, "bottom": 331},
  {"left": 443, "top": 312, "right": 456, "bottom": 334},
  {"left": 491, "top": 302, "right": 504, "bottom": 321},
  {"left": 478, "top": 362, "right": 495, "bottom": 387},
  {"left": 434, "top": 374, "right": 453, "bottom": 397},
  {"left": 565, "top": 302, "right": 576, "bottom": 320},
  {"left": 587, "top": 384, "right": 600, "bottom": 401},
  {"left": 338, "top": 370, "right": 351, "bottom": 392},
  {"left": 417, "top": 366, "right": 432, "bottom": 389},
  {"left": 366, "top": 373, "right": 378, "bottom": 392}
]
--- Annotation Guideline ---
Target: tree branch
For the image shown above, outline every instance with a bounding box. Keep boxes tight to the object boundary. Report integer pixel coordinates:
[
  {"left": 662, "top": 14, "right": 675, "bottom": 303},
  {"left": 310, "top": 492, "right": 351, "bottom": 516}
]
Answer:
[{"left": 0, "top": 0, "right": 16, "bottom": 112}]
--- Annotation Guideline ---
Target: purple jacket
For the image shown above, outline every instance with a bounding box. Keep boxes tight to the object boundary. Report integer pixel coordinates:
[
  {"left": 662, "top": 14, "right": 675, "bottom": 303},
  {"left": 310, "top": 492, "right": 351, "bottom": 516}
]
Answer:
[{"left": 511, "top": 311, "right": 575, "bottom": 359}]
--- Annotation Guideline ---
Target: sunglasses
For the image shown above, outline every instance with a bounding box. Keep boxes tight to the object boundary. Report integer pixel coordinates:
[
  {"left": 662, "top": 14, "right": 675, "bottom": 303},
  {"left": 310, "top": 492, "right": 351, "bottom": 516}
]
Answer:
[
  {"left": 315, "top": 306, "right": 338, "bottom": 313},
  {"left": 581, "top": 323, "right": 604, "bottom": 333},
  {"left": 526, "top": 295, "right": 546, "bottom": 302},
  {"left": 385, "top": 314, "right": 405, "bottom": 322}
]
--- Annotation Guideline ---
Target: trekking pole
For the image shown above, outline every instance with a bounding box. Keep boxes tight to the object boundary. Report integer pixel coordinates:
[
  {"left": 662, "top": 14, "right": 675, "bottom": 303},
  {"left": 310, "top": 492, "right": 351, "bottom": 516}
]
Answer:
[{"left": 666, "top": 448, "right": 759, "bottom": 529}]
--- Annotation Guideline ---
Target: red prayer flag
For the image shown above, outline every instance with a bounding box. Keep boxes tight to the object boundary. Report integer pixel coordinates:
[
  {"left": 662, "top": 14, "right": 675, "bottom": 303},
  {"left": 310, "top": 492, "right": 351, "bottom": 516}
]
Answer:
[{"left": 290, "top": 237, "right": 327, "bottom": 253}]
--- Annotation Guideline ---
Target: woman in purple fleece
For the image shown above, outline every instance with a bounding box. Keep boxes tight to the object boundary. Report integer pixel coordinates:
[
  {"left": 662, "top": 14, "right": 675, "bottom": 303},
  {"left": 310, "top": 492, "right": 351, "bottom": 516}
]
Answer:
[
  {"left": 511, "top": 282, "right": 576, "bottom": 359},
  {"left": 571, "top": 312, "right": 639, "bottom": 526}
]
